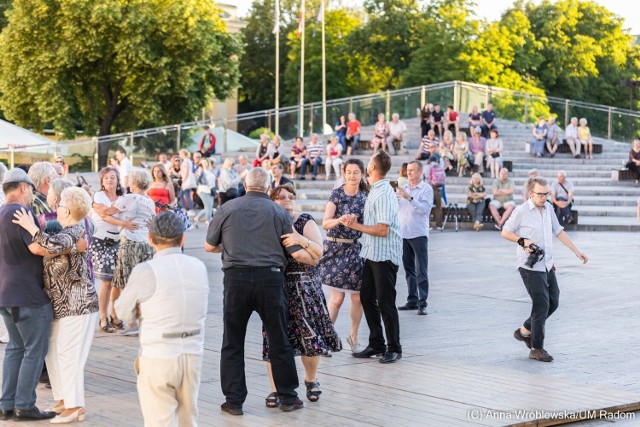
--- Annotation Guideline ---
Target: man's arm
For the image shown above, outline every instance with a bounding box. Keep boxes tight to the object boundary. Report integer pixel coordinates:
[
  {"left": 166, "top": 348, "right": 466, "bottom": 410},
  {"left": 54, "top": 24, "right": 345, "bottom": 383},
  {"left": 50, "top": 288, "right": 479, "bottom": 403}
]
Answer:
[
  {"left": 555, "top": 231, "right": 588, "bottom": 264},
  {"left": 348, "top": 222, "right": 389, "bottom": 237},
  {"left": 205, "top": 242, "right": 223, "bottom": 253}
]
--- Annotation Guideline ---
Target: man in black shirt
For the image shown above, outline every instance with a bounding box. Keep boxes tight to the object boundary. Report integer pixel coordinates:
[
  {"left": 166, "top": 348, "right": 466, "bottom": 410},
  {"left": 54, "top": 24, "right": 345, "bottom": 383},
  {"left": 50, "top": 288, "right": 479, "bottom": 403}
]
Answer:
[{"left": 205, "top": 168, "right": 303, "bottom": 415}]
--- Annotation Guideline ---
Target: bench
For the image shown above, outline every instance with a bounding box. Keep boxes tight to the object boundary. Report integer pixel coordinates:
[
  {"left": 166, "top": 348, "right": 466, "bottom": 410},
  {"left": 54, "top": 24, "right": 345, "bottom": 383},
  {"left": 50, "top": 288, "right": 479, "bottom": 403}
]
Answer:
[
  {"left": 611, "top": 169, "right": 637, "bottom": 181},
  {"left": 445, "top": 159, "right": 512, "bottom": 177},
  {"left": 525, "top": 140, "right": 602, "bottom": 155},
  {"left": 430, "top": 204, "right": 578, "bottom": 229}
]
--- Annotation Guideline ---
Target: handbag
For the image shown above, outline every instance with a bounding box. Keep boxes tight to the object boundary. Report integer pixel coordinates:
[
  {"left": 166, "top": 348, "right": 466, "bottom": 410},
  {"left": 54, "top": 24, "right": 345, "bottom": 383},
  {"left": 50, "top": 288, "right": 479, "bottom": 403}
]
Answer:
[{"left": 490, "top": 152, "right": 500, "bottom": 158}]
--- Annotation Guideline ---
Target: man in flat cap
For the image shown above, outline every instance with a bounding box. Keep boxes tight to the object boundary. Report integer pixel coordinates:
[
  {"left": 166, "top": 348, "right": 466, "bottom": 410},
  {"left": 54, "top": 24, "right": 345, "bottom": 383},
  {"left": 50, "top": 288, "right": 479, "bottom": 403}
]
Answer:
[{"left": 116, "top": 211, "right": 210, "bottom": 427}]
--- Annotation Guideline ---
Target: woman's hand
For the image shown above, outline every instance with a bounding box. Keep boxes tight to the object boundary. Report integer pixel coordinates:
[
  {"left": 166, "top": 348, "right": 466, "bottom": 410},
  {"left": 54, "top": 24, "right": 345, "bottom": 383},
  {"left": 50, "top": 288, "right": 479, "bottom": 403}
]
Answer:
[
  {"left": 12, "top": 208, "right": 39, "bottom": 236},
  {"left": 281, "top": 226, "right": 304, "bottom": 248},
  {"left": 121, "top": 219, "right": 139, "bottom": 232}
]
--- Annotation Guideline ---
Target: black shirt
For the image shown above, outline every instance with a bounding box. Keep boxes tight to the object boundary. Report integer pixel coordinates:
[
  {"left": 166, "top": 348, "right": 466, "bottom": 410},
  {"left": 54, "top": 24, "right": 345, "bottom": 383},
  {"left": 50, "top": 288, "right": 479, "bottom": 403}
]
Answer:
[
  {"left": 271, "top": 176, "right": 293, "bottom": 189},
  {"left": 206, "top": 192, "right": 301, "bottom": 270},
  {"left": 432, "top": 110, "right": 444, "bottom": 123},
  {"left": 0, "top": 203, "right": 50, "bottom": 308}
]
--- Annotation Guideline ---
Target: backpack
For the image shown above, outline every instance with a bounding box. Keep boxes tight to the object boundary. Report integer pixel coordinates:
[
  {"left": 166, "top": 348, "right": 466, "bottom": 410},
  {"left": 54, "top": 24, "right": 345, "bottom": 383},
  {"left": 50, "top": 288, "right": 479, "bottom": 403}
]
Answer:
[{"left": 429, "top": 164, "right": 445, "bottom": 187}]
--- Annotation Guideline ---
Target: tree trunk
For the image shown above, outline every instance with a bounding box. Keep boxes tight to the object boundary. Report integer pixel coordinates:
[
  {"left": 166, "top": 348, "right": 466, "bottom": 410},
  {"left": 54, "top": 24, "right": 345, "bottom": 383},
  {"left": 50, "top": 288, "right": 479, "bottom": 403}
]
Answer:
[{"left": 97, "top": 80, "right": 128, "bottom": 168}]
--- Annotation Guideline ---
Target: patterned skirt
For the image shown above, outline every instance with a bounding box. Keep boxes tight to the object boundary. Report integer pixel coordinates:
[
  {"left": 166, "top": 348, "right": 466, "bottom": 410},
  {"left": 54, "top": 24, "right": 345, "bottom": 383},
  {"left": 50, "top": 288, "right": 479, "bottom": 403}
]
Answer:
[
  {"left": 262, "top": 272, "right": 342, "bottom": 360},
  {"left": 89, "top": 237, "right": 119, "bottom": 281},
  {"left": 112, "top": 237, "right": 154, "bottom": 289}
]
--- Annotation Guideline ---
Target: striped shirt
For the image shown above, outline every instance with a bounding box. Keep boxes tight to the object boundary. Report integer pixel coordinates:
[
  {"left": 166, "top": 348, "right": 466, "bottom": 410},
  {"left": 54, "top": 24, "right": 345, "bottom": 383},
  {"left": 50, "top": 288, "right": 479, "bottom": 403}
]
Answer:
[
  {"left": 360, "top": 179, "right": 402, "bottom": 266},
  {"left": 306, "top": 142, "right": 324, "bottom": 160}
]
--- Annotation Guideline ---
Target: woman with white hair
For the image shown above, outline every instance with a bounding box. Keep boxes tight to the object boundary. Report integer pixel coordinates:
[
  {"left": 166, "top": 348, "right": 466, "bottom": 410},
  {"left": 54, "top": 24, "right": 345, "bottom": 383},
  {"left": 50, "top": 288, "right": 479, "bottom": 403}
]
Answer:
[
  {"left": 467, "top": 173, "right": 487, "bottom": 231},
  {"left": 577, "top": 118, "right": 594, "bottom": 159},
  {"left": 13, "top": 187, "right": 99, "bottom": 423},
  {"left": 371, "top": 113, "right": 389, "bottom": 152},
  {"left": 218, "top": 158, "right": 241, "bottom": 205}
]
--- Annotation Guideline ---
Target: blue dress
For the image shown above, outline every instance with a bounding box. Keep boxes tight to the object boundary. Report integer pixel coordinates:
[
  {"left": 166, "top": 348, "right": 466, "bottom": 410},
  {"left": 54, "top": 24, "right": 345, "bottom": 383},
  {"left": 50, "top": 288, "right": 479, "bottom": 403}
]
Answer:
[{"left": 316, "top": 187, "right": 367, "bottom": 293}]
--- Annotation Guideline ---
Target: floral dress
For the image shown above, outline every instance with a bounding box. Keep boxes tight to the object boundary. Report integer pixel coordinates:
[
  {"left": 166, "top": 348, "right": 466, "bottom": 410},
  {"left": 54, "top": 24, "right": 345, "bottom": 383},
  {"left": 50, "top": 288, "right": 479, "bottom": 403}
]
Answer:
[
  {"left": 371, "top": 121, "right": 388, "bottom": 147},
  {"left": 316, "top": 187, "right": 367, "bottom": 293},
  {"left": 262, "top": 213, "right": 342, "bottom": 359}
]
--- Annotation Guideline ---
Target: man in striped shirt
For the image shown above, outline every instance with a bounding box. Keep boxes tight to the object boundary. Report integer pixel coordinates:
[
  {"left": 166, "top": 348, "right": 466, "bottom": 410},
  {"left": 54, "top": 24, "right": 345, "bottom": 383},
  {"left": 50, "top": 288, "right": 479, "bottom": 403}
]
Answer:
[
  {"left": 299, "top": 134, "right": 323, "bottom": 180},
  {"left": 342, "top": 150, "right": 403, "bottom": 364}
]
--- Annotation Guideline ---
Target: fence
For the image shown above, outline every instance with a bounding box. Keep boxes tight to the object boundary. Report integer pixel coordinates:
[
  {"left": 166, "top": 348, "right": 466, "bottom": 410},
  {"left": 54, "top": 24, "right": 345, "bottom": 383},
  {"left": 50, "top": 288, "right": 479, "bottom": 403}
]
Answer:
[{"left": 3, "top": 80, "right": 639, "bottom": 171}]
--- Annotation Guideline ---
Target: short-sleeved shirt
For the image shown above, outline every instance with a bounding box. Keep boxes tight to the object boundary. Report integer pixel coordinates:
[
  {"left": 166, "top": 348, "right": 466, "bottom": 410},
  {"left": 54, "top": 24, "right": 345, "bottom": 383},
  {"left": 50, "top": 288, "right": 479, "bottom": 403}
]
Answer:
[
  {"left": 90, "top": 191, "right": 121, "bottom": 240},
  {"left": 447, "top": 111, "right": 459, "bottom": 122},
  {"left": 206, "top": 191, "right": 301, "bottom": 270},
  {"left": 482, "top": 110, "right": 497, "bottom": 124},
  {"left": 551, "top": 180, "right": 574, "bottom": 201},
  {"left": 291, "top": 145, "right": 306, "bottom": 158},
  {"left": 119, "top": 158, "right": 133, "bottom": 187},
  {"left": 306, "top": 143, "right": 324, "bottom": 160},
  {"left": 493, "top": 178, "right": 514, "bottom": 204},
  {"left": 432, "top": 110, "right": 444, "bottom": 123},
  {"left": 347, "top": 120, "right": 361, "bottom": 136},
  {"left": 114, "top": 194, "right": 156, "bottom": 243},
  {"left": 0, "top": 203, "right": 50, "bottom": 308},
  {"left": 547, "top": 123, "right": 559, "bottom": 142},
  {"left": 565, "top": 124, "right": 578, "bottom": 139},
  {"left": 503, "top": 198, "right": 564, "bottom": 271},
  {"left": 360, "top": 179, "right": 402, "bottom": 266}
]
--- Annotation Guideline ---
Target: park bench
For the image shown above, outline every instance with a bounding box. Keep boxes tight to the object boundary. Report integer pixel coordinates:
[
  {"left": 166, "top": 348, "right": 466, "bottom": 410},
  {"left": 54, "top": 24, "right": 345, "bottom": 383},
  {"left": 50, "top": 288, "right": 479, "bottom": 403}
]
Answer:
[{"left": 611, "top": 169, "right": 637, "bottom": 181}]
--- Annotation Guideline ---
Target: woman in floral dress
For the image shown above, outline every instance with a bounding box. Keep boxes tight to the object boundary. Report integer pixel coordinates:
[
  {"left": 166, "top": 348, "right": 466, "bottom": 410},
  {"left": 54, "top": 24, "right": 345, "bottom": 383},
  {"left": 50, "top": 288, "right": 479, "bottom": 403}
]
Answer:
[
  {"left": 262, "top": 185, "right": 341, "bottom": 408},
  {"left": 316, "top": 159, "right": 368, "bottom": 354},
  {"left": 371, "top": 113, "right": 389, "bottom": 152}
]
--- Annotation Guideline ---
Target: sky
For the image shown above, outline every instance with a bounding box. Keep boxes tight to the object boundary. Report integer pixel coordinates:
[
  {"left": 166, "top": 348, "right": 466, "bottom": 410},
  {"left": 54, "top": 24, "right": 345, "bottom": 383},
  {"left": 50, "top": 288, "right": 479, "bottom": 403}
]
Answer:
[{"left": 225, "top": 0, "right": 640, "bottom": 35}]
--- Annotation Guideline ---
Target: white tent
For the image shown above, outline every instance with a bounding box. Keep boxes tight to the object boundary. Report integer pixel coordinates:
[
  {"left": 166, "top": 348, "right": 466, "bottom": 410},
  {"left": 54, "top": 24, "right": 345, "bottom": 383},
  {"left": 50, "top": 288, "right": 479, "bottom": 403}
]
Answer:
[{"left": 0, "top": 119, "right": 55, "bottom": 152}]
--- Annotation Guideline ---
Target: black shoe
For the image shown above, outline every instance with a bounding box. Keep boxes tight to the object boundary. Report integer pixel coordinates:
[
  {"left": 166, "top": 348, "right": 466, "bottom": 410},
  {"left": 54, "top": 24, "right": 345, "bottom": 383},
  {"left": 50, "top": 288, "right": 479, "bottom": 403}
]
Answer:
[
  {"left": 220, "top": 402, "right": 243, "bottom": 416},
  {"left": 13, "top": 407, "right": 56, "bottom": 421},
  {"left": 311, "top": 176, "right": 316, "bottom": 181},
  {"left": 398, "top": 303, "right": 419, "bottom": 311},
  {"left": 417, "top": 306, "right": 427, "bottom": 315},
  {"left": 299, "top": 176, "right": 306, "bottom": 180},
  {"left": 279, "top": 398, "right": 304, "bottom": 412},
  {"left": 379, "top": 352, "right": 402, "bottom": 364},
  {"left": 352, "top": 346, "right": 385, "bottom": 358},
  {"left": 513, "top": 328, "right": 532, "bottom": 349},
  {"left": 0, "top": 410, "right": 13, "bottom": 421}
]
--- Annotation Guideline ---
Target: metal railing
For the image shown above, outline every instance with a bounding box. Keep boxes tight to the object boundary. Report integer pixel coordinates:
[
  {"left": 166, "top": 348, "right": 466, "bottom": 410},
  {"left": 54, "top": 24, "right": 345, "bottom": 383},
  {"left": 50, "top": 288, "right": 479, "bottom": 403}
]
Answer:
[{"left": 3, "top": 80, "right": 639, "bottom": 171}]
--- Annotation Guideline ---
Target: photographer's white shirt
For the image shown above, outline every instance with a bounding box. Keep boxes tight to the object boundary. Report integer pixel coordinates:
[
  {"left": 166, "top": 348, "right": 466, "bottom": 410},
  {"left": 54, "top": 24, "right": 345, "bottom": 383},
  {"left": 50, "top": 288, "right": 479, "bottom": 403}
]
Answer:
[{"left": 502, "top": 198, "right": 564, "bottom": 272}]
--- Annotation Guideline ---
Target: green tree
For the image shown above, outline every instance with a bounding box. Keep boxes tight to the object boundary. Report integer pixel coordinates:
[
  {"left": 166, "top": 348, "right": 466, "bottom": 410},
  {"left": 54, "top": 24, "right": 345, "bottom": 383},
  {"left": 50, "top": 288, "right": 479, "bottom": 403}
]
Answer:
[
  {"left": 0, "top": 0, "right": 11, "bottom": 30},
  {"left": 0, "top": 0, "right": 241, "bottom": 165}
]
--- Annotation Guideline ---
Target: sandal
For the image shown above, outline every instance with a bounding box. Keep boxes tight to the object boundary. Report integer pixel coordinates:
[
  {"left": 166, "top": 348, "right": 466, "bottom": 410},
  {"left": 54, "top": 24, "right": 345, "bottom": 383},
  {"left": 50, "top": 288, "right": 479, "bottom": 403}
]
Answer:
[
  {"left": 305, "top": 380, "right": 322, "bottom": 402},
  {"left": 109, "top": 317, "right": 125, "bottom": 330},
  {"left": 100, "top": 319, "right": 115, "bottom": 333},
  {"left": 265, "top": 392, "right": 279, "bottom": 408}
]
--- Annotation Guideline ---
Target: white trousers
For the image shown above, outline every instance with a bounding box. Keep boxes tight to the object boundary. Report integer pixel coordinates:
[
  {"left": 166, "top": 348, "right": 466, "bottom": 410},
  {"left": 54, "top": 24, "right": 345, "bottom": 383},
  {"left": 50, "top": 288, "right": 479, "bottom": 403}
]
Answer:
[
  {"left": 325, "top": 157, "right": 343, "bottom": 179},
  {"left": 136, "top": 354, "right": 203, "bottom": 427},
  {"left": 46, "top": 312, "right": 99, "bottom": 407}
]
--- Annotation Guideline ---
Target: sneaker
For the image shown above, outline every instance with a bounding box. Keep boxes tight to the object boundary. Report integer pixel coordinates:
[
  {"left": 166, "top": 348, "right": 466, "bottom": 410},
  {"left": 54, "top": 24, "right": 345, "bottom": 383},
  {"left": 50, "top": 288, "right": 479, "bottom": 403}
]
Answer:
[
  {"left": 119, "top": 325, "right": 139, "bottom": 336},
  {"left": 279, "top": 398, "right": 304, "bottom": 412},
  {"left": 513, "top": 328, "right": 531, "bottom": 349},
  {"left": 529, "top": 348, "right": 553, "bottom": 362},
  {"left": 494, "top": 223, "right": 502, "bottom": 231},
  {"left": 220, "top": 402, "right": 243, "bottom": 416}
]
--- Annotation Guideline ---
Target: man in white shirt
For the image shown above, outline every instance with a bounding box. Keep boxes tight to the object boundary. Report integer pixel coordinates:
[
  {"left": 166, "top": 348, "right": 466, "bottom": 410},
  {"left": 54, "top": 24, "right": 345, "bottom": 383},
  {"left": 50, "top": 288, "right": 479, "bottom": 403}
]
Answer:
[
  {"left": 564, "top": 117, "right": 580, "bottom": 158},
  {"left": 115, "top": 147, "right": 132, "bottom": 192},
  {"left": 116, "top": 212, "right": 209, "bottom": 426},
  {"left": 387, "top": 113, "right": 407, "bottom": 155}
]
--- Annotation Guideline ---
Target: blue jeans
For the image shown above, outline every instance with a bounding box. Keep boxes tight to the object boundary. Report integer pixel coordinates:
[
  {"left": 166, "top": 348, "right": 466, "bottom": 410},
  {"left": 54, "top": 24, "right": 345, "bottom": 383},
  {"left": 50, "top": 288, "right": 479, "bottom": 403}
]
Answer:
[
  {"left": 179, "top": 189, "right": 194, "bottom": 210},
  {"left": 553, "top": 197, "right": 572, "bottom": 225},
  {"left": 0, "top": 303, "right": 53, "bottom": 410},
  {"left": 195, "top": 191, "right": 215, "bottom": 222},
  {"left": 402, "top": 237, "right": 429, "bottom": 307},
  {"left": 300, "top": 157, "right": 322, "bottom": 178}
]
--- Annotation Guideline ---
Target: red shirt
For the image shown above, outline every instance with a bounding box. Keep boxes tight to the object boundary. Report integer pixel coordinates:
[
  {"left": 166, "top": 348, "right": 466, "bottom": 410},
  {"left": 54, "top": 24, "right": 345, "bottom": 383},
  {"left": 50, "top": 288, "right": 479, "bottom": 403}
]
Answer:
[
  {"left": 447, "top": 111, "right": 458, "bottom": 122},
  {"left": 347, "top": 120, "right": 361, "bottom": 136}
]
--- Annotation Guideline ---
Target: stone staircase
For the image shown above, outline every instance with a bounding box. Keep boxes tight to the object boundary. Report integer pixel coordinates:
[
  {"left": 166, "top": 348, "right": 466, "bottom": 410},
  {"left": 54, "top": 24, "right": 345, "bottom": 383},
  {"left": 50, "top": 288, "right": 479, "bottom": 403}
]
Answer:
[{"left": 264, "top": 116, "right": 640, "bottom": 232}]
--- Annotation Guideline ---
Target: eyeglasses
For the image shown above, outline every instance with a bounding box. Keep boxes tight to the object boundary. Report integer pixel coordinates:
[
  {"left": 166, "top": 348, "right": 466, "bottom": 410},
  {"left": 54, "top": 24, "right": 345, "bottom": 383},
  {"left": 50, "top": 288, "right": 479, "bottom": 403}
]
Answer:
[{"left": 532, "top": 192, "right": 550, "bottom": 197}]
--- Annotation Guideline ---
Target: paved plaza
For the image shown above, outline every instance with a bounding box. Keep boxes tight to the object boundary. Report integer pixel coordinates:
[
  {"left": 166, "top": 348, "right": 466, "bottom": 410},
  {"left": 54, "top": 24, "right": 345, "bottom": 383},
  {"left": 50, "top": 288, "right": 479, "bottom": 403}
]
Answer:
[{"left": 0, "top": 228, "right": 638, "bottom": 426}]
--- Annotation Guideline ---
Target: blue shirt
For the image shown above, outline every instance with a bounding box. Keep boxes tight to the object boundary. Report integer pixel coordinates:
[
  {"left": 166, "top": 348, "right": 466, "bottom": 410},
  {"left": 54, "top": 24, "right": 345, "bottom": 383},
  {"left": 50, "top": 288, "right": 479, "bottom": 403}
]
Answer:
[
  {"left": 482, "top": 110, "right": 496, "bottom": 125},
  {"left": 398, "top": 181, "right": 433, "bottom": 240},
  {"left": 360, "top": 179, "right": 402, "bottom": 266},
  {"left": 502, "top": 198, "right": 564, "bottom": 272}
]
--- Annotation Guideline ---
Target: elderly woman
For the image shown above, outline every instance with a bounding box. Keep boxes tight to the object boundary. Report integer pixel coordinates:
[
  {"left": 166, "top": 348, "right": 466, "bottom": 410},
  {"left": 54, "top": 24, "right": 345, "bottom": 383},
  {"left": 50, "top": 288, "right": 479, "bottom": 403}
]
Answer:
[
  {"left": 262, "top": 184, "right": 341, "bottom": 408},
  {"left": 485, "top": 129, "right": 504, "bottom": 179},
  {"left": 316, "top": 159, "right": 368, "bottom": 354},
  {"left": 467, "top": 173, "right": 487, "bottom": 231},
  {"left": 13, "top": 187, "right": 99, "bottom": 424},
  {"left": 43, "top": 178, "right": 75, "bottom": 233},
  {"left": 218, "top": 158, "right": 241, "bottom": 205},
  {"left": 371, "top": 113, "right": 389, "bottom": 152},
  {"left": 271, "top": 135, "right": 284, "bottom": 164},
  {"left": 578, "top": 118, "right": 594, "bottom": 159},
  {"left": 96, "top": 169, "right": 156, "bottom": 336},
  {"left": 531, "top": 117, "right": 547, "bottom": 158},
  {"left": 454, "top": 132, "right": 471, "bottom": 177},
  {"left": 325, "top": 135, "right": 343, "bottom": 181},
  {"left": 254, "top": 134, "right": 274, "bottom": 168},
  {"left": 194, "top": 157, "right": 217, "bottom": 224},
  {"left": 289, "top": 136, "right": 307, "bottom": 179},
  {"left": 468, "top": 106, "right": 482, "bottom": 134}
]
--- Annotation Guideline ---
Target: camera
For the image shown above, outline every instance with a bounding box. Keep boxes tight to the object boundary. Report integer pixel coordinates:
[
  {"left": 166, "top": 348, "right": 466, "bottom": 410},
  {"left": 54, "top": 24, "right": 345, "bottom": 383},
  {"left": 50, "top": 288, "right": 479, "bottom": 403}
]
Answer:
[
  {"left": 525, "top": 243, "right": 545, "bottom": 268},
  {"left": 390, "top": 180, "right": 398, "bottom": 189}
]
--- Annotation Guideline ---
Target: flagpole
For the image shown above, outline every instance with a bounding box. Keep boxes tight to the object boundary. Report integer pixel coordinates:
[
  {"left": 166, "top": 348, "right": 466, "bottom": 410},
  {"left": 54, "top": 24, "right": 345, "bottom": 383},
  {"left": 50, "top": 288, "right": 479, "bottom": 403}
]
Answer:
[
  {"left": 298, "top": 0, "right": 305, "bottom": 137},
  {"left": 274, "top": 0, "right": 280, "bottom": 137},
  {"left": 321, "top": 0, "right": 326, "bottom": 134}
]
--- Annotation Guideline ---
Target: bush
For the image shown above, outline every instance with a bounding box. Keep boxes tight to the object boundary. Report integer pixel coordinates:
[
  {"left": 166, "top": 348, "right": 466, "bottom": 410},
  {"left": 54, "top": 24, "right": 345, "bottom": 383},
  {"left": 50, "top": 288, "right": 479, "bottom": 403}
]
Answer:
[{"left": 248, "top": 127, "right": 274, "bottom": 140}]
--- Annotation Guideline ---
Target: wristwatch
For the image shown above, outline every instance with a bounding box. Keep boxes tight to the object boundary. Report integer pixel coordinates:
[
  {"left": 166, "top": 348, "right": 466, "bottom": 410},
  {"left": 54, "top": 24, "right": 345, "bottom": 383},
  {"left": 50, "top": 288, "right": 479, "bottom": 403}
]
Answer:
[{"left": 409, "top": 196, "right": 414, "bottom": 202}]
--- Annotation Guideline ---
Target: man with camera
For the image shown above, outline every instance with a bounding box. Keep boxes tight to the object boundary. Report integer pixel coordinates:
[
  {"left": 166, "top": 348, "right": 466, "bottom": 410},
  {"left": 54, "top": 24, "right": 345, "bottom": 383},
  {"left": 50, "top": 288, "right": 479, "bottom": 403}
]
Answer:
[{"left": 501, "top": 177, "right": 588, "bottom": 362}]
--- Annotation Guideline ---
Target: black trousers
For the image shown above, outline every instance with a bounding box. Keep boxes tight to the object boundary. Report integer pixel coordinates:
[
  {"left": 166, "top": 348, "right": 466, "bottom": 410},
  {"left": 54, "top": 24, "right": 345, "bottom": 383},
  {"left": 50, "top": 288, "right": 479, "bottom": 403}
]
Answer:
[
  {"left": 361, "top": 259, "right": 401, "bottom": 353},
  {"left": 518, "top": 267, "right": 560, "bottom": 350},
  {"left": 220, "top": 267, "right": 299, "bottom": 406}
]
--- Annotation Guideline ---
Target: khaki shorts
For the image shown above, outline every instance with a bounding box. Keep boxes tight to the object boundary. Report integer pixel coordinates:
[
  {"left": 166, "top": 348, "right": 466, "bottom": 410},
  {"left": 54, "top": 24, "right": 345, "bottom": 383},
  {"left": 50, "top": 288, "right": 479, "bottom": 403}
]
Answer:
[{"left": 489, "top": 199, "right": 515, "bottom": 209}]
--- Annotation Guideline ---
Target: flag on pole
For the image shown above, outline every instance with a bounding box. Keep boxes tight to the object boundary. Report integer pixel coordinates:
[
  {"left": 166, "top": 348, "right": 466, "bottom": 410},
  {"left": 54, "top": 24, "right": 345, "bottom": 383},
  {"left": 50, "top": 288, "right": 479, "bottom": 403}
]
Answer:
[
  {"left": 312, "top": 2, "right": 323, "bottom": 37},
  {"left": 296, "top": 10, "right": 303, "bottom": 38},
  {"left": 273, "top": 0, "right": 280, "bottom": 34}
]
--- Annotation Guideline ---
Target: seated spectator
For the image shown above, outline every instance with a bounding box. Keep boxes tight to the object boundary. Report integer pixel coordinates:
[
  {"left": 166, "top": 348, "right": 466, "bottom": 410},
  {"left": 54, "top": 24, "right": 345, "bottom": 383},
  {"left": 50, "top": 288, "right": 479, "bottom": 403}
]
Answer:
[
  {"left": 441, "top": 129, "right": 455, "bottom": 151},
  {"left": 332, "top": 162, "right": 347, "bottom": 189},
  {"left": 345, "top": 112, "right": 361, "bottom": 156},
  {"left": 289, "top": 136, "right": 307, "bottom": 179},
  {"left": 420, "top": 103, "right": 433, "bottom": 137},
  {"left": 254, "top": 134, "right": 274, "bottom": 168},
  {"left": 300, "top": 134, "right": 323, "bottom": 180},
  {"left": 431, "top": 104, "right": 444, "bottom": 138},
  {"left": 468, "top": 127, "right": 486, "bottom": 174},
  {"left": 271, "top": 135, "right": 284, "bottom": 164},
  {"left": 199, "top": 126, "right": 216, "bottom": 157},
  {"left": 565, "top": 117, "right": 581, "bottom": 158},
  {"left": 397, "top": 163, "right": 409, "bottom": 188},
  {"left": 578, "top": 118, "right": 594, "bottom": 160},
  {"left": 325, "top": 135, "right": 344, "bottom": 180},
  {"left": 387, "top": 113, "right": 407, "bottom": 155},
  {"left": 531, "top": 117, "right": 547, "bottom": 158},
  {"left": 235, "top": 154, "right": 252, "bottom": 182},
  {"left": 445, "top": 105, "right": 459, "bottom": 134},
  {"left": 426, "top": 155, "right": 445, "bottom": 229},
  {"left": 546, "top": 116, "right": 560, "bottom": 157},
  {"left": 219, "top": 158, "right": 242, "bottom": 205},
  {"left": 438, "top": 137, "right": 454, "bottom": 172},
  {"left": 551, "top": 170, "right": 574, "bottom": 225},
  {"left": 522, "top": 168, "right": 538, "bottom": 202},
  {"left": 158, "top": 152, "right": 173, "bottom": 172},
  {"left": 488, "top": 168, "right": 515, "bottom": 230},
  {"left": 335, "top": 115, "right": 348, "bottom": 152},
  {"left": 468, "top": 106, "right": 481, "bottom": 135},
  {"left": 454, "top": 132, "right": 471, "bottom": 177},
  {"left": 415, "top": 130, "right": 438, "bottom": 161},
  {"left": 485, "top": 129, "right": 503, "bottom": 179},
  {"left": 270, "top": 162, "right": 293, "bottom": 189},
  {"left": 480, "top": 103, "right": 497, "bottom": 138},
  {"left": 626, "top": 139, "right": 640, "bottom": 186},
  {"left": 467, "top": 173, "right": 487, "bottom": 231},
  {"left": 371, "top": 113, "right": 389, "bottom": 153}
]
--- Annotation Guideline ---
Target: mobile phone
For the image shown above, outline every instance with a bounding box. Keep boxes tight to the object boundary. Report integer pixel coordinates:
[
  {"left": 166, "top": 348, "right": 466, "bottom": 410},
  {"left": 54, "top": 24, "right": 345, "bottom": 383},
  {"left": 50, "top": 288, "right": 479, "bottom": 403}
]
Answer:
[{"left": 390, "top": 180, "right": 398, "bottom": 189}]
